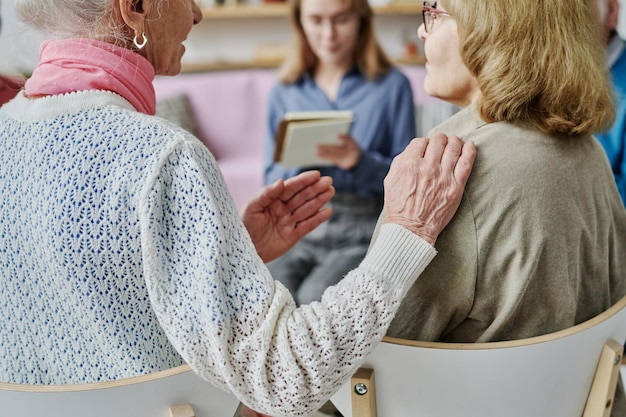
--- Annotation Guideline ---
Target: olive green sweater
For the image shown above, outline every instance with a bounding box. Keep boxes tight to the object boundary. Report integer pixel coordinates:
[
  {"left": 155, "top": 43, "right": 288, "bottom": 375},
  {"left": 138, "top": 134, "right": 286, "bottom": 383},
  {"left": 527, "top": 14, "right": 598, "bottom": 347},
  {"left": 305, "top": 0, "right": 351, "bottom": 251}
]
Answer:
[{"left": 377, "top": 104, "right": 626, "bottom": 414}]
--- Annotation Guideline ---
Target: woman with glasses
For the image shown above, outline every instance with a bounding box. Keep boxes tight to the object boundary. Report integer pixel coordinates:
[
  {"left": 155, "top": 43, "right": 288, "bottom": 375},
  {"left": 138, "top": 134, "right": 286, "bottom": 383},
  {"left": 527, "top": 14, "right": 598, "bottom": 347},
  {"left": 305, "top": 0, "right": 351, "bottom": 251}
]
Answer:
[
  {"left": 263, "top": 0, "right": 417, "bottom": 307},
  {"left": 379, "top": 0, "right": 626, "bottom": 414}
]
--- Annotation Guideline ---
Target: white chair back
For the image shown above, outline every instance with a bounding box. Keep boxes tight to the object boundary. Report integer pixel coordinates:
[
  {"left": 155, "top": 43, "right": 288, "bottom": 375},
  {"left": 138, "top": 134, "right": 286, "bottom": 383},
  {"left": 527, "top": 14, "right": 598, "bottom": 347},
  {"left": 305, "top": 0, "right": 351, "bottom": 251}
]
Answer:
[
  {"left": 0, "top": 364, "right": 239, "bottom": 417},
  {"left": 332, "top": 296, "right": 626, "bottom": 417}
]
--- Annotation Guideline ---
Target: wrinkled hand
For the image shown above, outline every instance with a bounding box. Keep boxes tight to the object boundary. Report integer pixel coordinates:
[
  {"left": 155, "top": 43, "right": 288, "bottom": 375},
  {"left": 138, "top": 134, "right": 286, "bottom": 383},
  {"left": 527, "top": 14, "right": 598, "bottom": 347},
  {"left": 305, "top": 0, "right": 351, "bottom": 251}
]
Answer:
[
  {"left": 316, "top": 134, "right": 361, "bottom": 170},
  {"left": 383, "top": 133, "right": 476, "bottom": 245},
  {"left": 241, "top": 171, "right": 335, "bottom": 263}
]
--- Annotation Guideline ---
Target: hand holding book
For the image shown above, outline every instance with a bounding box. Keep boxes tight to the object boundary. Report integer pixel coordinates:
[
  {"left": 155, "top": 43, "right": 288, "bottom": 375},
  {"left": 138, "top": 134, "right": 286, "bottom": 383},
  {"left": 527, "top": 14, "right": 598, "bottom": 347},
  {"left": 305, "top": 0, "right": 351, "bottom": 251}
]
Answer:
[
  {"left": 273, "top": 110, "right": 355, "bottom": 168},
  {"left": 316, "top": 134, "right": 362, "bottom": 170}
]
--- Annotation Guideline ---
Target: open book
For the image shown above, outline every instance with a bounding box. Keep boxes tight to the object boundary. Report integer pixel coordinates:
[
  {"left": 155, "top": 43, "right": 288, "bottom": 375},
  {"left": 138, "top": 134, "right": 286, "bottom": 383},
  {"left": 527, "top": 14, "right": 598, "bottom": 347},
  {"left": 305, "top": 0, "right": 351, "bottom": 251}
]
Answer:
[{"left": 273, "top": 110, "right": 354, "bottom": 168}]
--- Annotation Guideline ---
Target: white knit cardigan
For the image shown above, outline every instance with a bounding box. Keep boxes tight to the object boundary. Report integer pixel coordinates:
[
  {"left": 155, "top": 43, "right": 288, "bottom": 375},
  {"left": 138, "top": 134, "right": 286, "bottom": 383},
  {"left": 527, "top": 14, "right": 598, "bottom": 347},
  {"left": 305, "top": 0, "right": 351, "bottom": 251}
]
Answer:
[{"left": 0, "top": 91, "right": 435, "bottom": 416}]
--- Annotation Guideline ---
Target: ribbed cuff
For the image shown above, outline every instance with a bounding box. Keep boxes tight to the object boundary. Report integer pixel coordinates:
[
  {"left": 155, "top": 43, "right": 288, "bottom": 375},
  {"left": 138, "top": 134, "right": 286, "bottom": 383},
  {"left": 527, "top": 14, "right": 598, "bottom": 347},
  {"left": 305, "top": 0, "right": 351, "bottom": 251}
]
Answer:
[{"left": 360, "top": 223, "right": 437, "bottom": 293}]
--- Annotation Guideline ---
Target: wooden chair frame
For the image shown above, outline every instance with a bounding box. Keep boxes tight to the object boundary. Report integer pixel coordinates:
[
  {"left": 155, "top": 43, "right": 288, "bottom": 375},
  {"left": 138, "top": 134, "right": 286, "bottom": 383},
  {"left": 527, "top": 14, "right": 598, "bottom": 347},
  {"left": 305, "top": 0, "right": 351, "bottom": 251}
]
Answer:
[
  {"left": 332, "top": 295, "right": 626, "bottom": 417},
  {"left": 0, "top": 364, "right": 240, "bottom": 417}
]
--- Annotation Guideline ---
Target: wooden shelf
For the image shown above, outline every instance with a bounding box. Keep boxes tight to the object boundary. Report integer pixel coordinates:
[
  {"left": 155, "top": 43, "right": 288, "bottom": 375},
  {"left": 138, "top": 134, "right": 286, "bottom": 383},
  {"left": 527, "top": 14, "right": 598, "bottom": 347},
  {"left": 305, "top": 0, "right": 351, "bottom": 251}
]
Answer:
[
  {"left": 373, "top": 2, "right": 423, "bottom": 15},
  {"left": 201, "top": 3, "right": 288, "bottom": 18},
  {"left": 200, "top": 2, "right": 422, "bottom": 19},
  {"left": 182, "top": 58, "right": 283, "bottom": 72},
  {"left": 181, "top": 54, "right": 424, "bottom": 73},
  {"left": 190, "top": 2, "right": 423, "bottom": 73}
]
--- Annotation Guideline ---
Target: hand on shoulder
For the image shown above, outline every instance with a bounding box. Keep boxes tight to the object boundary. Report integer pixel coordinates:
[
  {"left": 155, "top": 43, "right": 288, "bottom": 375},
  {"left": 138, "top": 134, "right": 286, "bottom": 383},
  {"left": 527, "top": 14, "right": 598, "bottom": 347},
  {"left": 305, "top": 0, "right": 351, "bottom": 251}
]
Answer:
[{"left": 383, "top": 133, "right": 476, "bottom": 245}]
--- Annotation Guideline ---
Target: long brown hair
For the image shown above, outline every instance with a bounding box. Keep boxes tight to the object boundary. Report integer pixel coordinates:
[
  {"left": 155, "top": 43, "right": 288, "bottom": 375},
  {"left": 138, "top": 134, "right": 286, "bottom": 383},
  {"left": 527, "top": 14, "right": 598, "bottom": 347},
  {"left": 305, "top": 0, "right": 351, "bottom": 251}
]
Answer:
[{"left": 278, "top": 0, "right": 393, "bottom": 83}]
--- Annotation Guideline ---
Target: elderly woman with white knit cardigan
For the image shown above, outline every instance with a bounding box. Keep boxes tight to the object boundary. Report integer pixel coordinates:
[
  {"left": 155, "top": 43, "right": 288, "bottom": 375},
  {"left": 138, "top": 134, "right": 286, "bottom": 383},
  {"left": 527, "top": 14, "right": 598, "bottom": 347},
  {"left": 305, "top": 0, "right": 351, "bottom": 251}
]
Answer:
[{"left": 0, "top": 0, "right": 475, "bottom": 416}]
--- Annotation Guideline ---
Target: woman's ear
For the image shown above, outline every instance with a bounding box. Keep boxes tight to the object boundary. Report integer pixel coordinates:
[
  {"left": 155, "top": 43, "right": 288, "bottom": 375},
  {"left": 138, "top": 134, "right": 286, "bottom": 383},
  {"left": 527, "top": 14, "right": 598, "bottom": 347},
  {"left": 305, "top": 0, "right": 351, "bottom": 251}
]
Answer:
[
  {"left": 606, "top": 0, "right": 620, "bottom": 33},
  {"left": 117, "top": 0, "right": 147, "bottom": 37}
]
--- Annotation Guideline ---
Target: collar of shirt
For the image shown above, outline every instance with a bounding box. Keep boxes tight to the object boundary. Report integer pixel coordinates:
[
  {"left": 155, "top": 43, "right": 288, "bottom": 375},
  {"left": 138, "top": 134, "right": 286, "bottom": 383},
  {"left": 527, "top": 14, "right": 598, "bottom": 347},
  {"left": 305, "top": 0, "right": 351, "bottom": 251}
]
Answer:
[{"left": 300, "top": 66, "right": 365, "bottom": 107}]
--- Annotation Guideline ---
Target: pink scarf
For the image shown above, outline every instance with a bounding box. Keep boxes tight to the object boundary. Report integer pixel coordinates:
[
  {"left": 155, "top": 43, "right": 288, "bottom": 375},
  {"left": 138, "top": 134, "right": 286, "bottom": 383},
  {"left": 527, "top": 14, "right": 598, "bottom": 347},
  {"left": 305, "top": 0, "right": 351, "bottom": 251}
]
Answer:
[{"left": 25, "top": 38, "right": 156, "bottom": 115}]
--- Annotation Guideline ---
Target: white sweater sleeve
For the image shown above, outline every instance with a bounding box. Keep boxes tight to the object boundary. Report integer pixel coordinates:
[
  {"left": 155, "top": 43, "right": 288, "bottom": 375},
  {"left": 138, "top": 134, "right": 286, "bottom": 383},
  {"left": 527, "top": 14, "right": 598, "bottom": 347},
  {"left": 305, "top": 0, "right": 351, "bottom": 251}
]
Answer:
[{"left": 140, "top": 139, "right": 436, "bottom": 417}]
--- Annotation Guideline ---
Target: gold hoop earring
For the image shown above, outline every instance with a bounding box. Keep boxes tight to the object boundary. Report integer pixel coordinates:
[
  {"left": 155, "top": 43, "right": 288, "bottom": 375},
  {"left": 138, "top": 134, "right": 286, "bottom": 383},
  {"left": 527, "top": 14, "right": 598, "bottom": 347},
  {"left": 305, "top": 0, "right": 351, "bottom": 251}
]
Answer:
[{"left": 133, "top": 33, "right": 147, "bottom": 50}]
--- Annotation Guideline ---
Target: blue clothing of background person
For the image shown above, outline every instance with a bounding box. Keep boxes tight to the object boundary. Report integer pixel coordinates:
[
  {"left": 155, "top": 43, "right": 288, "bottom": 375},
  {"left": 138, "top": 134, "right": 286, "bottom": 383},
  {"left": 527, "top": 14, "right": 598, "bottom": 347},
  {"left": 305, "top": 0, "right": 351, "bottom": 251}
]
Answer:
[
  {"left": 265, "top": 67, "right": 415, "bottom": 305},
  {"left": 265, "top": 67, "right": 415, "bottom": 200},
  {"left": 593, "top": 0, "right": 625, "bottom": 206},
  {"left": 596, "top": 35, "right": 626, "bottom": 205},
  {"left": 263, "top": 0, "right": 416, "bottom": 305}
]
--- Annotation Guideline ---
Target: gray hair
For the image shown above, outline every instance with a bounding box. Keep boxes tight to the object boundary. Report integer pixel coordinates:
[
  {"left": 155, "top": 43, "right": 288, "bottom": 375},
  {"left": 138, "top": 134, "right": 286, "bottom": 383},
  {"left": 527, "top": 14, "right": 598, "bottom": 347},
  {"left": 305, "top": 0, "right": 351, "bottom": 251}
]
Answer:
[{"left": 15, "top": 0, "right": 126, "bottom": 42}]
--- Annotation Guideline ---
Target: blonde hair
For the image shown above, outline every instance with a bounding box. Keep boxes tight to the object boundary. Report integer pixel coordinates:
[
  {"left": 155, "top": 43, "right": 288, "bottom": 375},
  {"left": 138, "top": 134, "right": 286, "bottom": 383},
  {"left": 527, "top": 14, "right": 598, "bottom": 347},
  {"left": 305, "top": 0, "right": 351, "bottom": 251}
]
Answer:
[
  {"left": 443, "top": 0, "right": 615, "bottom": 136},
  {"left": 278, "top": 0, "right": 392, "bottom": 83}
]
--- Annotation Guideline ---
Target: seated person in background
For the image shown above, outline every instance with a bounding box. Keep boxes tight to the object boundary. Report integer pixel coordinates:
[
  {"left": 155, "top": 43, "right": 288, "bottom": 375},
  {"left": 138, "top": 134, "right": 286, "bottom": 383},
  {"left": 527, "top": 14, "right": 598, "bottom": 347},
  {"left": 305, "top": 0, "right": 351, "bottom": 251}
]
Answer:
[
  {"left": 264, "top": 0, "right": 416, "bottom": 305},
  {"left": 377, "top": 0, "right": 626, "bottom": 414},
  {"left": 593, "top": 0, "right": 625, "bottom": 205}
]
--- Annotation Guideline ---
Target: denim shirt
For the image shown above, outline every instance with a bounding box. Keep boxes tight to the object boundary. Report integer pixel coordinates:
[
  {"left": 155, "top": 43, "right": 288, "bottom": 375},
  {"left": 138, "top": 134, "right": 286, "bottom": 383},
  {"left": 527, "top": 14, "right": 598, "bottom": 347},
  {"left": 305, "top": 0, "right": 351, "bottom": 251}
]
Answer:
[
  {"left": 595, "top": 36, "right": 626, "bottom": 206},
  {"left": 264, "top": 67, "right": 416, "bottom": 200}
]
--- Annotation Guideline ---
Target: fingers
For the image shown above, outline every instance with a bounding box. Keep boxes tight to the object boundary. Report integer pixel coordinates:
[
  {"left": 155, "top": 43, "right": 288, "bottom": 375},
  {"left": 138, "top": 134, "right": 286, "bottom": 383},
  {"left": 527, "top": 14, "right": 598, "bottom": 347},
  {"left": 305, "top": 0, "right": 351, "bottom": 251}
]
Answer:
[
  {"left": 289, "top": 186, "right": 335, "bottom": 223},
  {"left": 241, "top": 179, "right": 284, "bottom": 215},
  {"left": 280, "top": 170, "right": 322, "bottom": 202},
  {"left": 455, "top": 141, "right": 476, "bottom": 186},
  {"left": 439, "top": 134, "right": 462, "bottom": 170},
  {"left": 316, "top": 145, "right": 343, "bottom": 159},
  {"left": 382, "top": 132, "right": 476, "bottom": 245},
  {"left": 250, "top": 171, "right": 326, "bottom": 214},
  {"left": 292, "top": 206, "right": 333, "bottom": 238},
  {"left": 406, "top": 134, "right": 474, "bottom": 183},
  {"left": 316, "top": 136, "right": 361, "bottom": 170},
  {"left": 401, "top": 137, "right": 429, "bottom": 160},
  {"left": 260, "top": 179, "right": 284, "bottom": 205},
  {"left": 282, "top": 175, "right": 334, "bottom": 213},
  {"left": 422, "top": 133, "right": 447, "bottom": 165},
  {"left": 438, "top": 135, "right": 475, "bottom": 189}
]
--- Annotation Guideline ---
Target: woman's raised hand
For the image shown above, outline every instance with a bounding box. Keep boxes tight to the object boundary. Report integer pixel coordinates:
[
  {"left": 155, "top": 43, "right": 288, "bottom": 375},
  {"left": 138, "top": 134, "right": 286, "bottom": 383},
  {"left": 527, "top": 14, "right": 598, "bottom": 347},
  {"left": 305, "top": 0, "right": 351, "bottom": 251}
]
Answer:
[{"left": 241, "top": 171, "right": 335, "bottom": 263}]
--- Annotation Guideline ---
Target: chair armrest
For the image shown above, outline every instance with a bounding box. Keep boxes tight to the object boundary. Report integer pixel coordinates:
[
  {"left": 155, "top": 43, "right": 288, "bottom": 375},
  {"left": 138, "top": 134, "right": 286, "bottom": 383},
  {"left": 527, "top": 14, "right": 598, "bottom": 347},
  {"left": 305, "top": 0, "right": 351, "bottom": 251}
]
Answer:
[
  {"left": 169, "top": 403, "right": 195, "bottom": 417},
  {"left": 583, "top": 339, "right": 624, "bottom": 417}
]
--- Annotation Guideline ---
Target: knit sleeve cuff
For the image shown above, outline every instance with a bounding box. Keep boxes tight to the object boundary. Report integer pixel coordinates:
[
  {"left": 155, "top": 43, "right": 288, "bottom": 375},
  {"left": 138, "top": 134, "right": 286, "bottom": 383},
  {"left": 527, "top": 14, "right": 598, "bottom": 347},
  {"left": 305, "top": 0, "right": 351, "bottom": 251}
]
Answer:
[{"left": 360, "top": 223, "right": 437, "bottom": 294}]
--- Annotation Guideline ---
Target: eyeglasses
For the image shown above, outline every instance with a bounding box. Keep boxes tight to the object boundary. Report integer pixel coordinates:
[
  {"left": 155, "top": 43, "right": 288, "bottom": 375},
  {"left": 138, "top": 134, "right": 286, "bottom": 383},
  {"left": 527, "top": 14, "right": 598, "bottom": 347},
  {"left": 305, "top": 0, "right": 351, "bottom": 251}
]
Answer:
[{"left": 422, "top": 1, "right": 451, "bottom": 33}]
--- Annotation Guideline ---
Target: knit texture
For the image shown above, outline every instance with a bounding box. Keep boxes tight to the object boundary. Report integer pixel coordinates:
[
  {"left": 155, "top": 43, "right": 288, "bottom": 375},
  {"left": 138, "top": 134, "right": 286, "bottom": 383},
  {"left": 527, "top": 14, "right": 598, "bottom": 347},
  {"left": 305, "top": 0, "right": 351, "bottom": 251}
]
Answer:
[{"left": 0, "top": 90, "right": 435, "bottom": 416}]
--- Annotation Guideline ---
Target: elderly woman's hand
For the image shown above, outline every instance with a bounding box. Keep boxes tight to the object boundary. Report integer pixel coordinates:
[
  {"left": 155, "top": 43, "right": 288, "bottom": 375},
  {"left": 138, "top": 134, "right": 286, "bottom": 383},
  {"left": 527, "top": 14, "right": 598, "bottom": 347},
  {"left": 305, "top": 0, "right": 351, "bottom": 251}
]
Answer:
[
  {"left": 241, "top": 171, "right": 335, "bottom": 263},
  {"left": 383, "top": 133, "right": 476, "bottom": 245}
]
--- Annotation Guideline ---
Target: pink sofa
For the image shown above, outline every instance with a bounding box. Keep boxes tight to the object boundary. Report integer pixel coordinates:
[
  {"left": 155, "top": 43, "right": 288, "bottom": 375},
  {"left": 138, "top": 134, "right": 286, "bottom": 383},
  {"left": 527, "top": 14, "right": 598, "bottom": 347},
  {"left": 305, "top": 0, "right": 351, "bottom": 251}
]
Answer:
[
  {"left": 153, "top": 69, "right": 276, "bottom": 210},
  {"left": 152, "top": 66, "right": 442, "bottom": 211}
]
